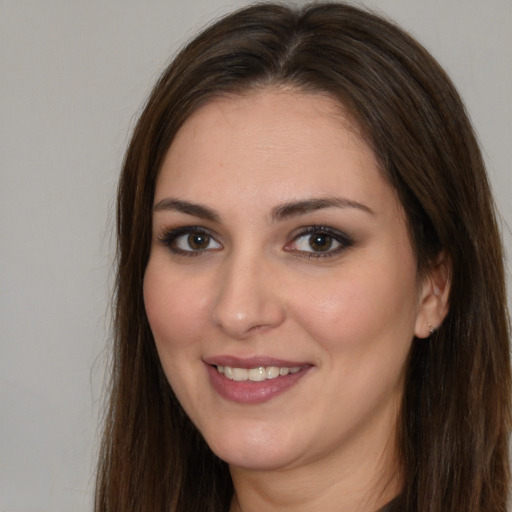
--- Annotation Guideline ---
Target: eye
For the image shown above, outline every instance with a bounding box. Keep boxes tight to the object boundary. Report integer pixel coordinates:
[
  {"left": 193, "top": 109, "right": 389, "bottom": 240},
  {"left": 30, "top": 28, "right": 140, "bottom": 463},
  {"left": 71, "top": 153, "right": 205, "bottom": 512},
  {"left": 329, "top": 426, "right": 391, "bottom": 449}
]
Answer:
[
  {"left": 175, "top": 232, "right": 220, "bottom": 252},
  {"left": 285, "top": 226, "right": 352, "bottom": 258},
  {"left": 158, "top": 227, "right": 222, "bottom": 255},
  {"left": 293, "top": 232, "right": 340, "bottom": 253}
]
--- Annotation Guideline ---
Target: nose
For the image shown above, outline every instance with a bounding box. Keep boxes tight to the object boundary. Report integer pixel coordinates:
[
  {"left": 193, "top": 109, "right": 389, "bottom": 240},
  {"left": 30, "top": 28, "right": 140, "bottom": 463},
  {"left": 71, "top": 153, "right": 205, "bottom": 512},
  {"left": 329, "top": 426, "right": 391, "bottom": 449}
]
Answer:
[{"left": 211, "top": 251, "right": 286, "bottom": 339}]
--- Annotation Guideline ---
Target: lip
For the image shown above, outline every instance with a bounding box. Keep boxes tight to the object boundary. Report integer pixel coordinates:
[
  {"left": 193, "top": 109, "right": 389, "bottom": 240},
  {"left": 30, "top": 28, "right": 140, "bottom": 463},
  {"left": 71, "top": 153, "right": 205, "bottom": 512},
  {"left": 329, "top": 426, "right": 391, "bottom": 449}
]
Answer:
[
  {"left": 204, "top": 356, "right": 313, "bottom": 404},
  {"left": 203, "top": 355, "right": 308, "bottom": 368}
]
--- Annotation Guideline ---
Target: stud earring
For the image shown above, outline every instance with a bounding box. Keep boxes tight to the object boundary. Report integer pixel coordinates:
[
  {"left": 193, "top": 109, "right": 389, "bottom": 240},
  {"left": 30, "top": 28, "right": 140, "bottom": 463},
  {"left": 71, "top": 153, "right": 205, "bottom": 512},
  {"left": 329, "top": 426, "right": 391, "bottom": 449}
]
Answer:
[{"left": 428, "top": 322, "right": 435, "bottom": 335}]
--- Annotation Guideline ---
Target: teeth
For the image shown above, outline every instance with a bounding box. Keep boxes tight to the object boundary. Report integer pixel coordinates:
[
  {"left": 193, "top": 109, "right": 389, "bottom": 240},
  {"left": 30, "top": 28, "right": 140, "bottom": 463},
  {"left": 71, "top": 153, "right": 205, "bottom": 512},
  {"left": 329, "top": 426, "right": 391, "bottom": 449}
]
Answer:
[
  {"left": 232, "top": 368, "right": 247, "bottom": 381},
  {"left": 265, "top": 366, "right": 280, "bottom": 379},
  {"left": 248, "top": 367, "right": 266, "bottom": 381},
  {"left": 216, "top": 365, "right": 302, "bottom": 381}
]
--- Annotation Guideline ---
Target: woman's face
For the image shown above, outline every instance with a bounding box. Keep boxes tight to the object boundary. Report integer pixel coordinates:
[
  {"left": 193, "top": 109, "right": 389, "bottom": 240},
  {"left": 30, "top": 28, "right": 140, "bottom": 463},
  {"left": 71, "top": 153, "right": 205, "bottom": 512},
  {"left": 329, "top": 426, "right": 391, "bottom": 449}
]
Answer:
[{"left": 144, "top": 89, "right": 434, "bottom": 473}]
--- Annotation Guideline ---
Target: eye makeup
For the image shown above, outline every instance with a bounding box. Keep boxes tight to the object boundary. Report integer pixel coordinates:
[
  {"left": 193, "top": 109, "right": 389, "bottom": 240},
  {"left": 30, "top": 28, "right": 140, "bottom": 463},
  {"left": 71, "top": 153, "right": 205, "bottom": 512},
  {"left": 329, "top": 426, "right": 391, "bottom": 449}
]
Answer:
[
  {"left": 284, "top": 225, "right": 354, "bottom": 259},
  {"left": 156, "top": 224, "right": 353, "bottom": 259},
  {"left": 157, "top": 226, "right": 222, "bottom": 256}
]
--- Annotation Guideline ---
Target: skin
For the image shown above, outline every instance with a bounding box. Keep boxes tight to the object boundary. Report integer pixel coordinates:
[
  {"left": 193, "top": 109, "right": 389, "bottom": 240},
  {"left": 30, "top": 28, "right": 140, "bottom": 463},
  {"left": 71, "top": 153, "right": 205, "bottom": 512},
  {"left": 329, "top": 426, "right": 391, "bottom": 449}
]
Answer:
[{"left": 143, "top": 89, "right": 449, "bottom": 512}]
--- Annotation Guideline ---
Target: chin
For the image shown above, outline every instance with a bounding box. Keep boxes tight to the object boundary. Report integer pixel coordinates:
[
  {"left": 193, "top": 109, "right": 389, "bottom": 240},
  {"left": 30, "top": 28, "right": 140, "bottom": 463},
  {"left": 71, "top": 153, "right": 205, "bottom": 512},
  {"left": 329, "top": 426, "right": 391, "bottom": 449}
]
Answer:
[
  {"left": 216, "top": 446, "right": 298, "bottom": 472},
  {"left": 203, "top": 421, "right": 301, "bottom": 471}
]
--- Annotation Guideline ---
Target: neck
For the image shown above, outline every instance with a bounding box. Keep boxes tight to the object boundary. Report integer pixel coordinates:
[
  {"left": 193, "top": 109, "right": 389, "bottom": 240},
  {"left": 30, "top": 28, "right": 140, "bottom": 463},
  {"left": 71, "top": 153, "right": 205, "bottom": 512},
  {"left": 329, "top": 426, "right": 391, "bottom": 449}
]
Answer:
[{"left": 229, "top": 434, "right": 402, "bottom": 512}]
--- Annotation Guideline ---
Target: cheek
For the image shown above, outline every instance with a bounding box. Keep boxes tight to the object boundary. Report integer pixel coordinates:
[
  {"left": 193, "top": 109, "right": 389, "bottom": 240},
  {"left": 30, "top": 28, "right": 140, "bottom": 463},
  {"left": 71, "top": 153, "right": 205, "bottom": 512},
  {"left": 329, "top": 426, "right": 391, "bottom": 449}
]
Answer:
[
  {"left": 291, "top": 257, "right": 419, "bottom": 355},
  {"left": 143, "top": 258, "right": 213, "bottom": 410},
  {"left": 143, "top": 259, "right": 210, "bottom": 351}
]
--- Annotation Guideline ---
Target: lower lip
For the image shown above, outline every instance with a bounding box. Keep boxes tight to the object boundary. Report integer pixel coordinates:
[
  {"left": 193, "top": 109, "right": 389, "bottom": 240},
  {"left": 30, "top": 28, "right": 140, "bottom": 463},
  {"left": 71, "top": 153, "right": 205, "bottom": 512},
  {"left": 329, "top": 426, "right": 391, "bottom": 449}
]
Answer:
[{"left": 206, "top": 364, "right": 311, "bottom": 404}]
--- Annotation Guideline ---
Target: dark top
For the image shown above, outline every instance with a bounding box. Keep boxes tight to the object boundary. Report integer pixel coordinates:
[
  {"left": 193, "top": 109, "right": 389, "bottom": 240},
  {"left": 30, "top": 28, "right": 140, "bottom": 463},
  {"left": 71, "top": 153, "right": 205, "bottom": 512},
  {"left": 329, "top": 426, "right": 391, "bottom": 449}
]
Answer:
[{"left": 378, "top": 495, "right": 401, "bottom": 512}]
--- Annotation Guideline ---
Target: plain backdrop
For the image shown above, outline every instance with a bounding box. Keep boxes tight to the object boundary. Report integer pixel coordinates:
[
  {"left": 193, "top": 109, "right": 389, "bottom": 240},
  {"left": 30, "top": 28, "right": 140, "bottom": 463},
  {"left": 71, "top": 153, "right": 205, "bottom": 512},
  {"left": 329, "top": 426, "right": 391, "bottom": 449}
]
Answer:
[{"left": 1, "top": 1, "right": 511, "bottom": 511}]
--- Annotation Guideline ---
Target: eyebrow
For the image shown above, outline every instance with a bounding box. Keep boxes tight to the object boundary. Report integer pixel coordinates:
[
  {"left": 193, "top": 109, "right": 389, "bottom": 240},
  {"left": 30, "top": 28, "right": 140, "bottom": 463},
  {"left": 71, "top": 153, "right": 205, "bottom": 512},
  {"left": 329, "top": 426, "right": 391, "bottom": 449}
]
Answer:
[
  {"left": 271, "top": 196, "right": 374, "bottom": 221},
  {"left": 152, "top": 196, "right": 374, "bottom": 222},
  {"left": 153, "top": 198, "right": 220, "bottom": 222}
]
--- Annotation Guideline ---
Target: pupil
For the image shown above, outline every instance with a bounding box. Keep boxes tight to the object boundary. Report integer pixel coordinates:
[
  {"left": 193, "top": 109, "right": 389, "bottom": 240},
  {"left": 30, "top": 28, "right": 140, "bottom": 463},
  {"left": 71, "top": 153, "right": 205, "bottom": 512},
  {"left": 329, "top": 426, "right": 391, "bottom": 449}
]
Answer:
[
  {"left": 310, "top": 233, "right": 332, "bottom": 251},
  {"left": 188, "top": 233, "right": 209, "bottom": 250}
]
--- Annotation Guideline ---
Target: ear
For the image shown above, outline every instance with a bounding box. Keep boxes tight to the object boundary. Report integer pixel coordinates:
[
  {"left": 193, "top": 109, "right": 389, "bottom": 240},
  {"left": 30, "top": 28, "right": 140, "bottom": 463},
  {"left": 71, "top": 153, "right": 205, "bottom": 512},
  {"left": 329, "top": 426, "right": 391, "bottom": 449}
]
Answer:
[{"left": 414, "top": 251, "right": 451, "bottom": 339}]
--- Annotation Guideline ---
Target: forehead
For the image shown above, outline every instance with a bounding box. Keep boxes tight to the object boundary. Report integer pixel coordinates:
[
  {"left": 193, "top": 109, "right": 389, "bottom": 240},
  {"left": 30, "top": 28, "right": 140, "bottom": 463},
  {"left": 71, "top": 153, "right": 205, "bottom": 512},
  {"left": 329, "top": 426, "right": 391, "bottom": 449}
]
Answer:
[
  {"left": 166, "top": 89, "right": 364, "bottom": 157},
  {"left": 155, "top": 88, "right": 396, "bottom": 216}
]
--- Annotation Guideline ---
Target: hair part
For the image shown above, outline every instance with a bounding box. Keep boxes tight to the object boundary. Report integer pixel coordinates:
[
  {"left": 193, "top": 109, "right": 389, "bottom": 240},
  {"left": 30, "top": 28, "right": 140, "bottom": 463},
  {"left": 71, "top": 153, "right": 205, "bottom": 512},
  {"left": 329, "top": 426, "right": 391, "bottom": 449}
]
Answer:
[{"left": 95, "top": 3, "right": 511, "bottom": 511}]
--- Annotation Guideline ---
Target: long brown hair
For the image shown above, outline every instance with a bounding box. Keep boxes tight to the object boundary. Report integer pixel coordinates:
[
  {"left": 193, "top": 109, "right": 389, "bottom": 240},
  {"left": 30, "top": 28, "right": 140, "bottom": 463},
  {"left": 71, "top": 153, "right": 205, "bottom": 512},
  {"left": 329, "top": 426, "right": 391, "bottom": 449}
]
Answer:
[{"left": 95, "top": 3, "right": 511, "bottom": 511}]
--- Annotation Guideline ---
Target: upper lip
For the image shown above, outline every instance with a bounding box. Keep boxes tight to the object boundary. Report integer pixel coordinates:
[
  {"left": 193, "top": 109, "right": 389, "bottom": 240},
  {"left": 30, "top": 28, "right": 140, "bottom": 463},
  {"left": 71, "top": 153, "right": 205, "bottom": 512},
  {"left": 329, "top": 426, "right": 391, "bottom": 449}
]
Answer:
[{"left": 203, "top": 355, "right": 310, "bottom": 368}]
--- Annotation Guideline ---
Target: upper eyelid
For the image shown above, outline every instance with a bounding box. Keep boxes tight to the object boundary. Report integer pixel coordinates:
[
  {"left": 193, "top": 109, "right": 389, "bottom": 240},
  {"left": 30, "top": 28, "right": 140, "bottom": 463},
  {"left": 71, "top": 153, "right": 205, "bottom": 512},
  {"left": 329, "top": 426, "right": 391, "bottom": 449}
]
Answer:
[
  {"left": 156, "top": 224, "right": 348, "bottom": 237},
  {"left": 157, "top": 227, "right": 223, "bottom": 255},
  {"left": 290, "top": 225, "right": 352, "bottom": 241},
  {"left": 157, "top": 226, "right": 220, "bottom": 244},
  {"left": 286, "top": 226, "right": 353, "bottom": 254},
  {"left": 157, "top": 225, "right": 216, "bottom": 237},
  {"left": 157, "top": 225, "right": 352, "bottom": 250}
]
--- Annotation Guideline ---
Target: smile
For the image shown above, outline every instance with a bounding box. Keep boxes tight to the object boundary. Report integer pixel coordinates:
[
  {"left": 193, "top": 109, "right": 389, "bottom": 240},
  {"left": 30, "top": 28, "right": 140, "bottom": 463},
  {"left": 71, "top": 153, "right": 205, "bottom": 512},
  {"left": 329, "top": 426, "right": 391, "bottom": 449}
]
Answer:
[
  {"left": 217, "top": 365, "right": 302, "bottom": 382},
  {"left": 206, "top": 360, "right": 312, "bottom": 404}
]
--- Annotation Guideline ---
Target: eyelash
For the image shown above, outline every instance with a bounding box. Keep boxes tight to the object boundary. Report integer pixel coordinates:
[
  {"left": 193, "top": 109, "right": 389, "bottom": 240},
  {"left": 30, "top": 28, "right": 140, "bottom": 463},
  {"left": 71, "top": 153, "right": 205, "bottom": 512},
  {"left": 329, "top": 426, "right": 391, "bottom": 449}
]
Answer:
[
  {"left": 157, "top": 225, "right": 353, "bottom": 259},
  {"left": 157, "top": 226, "right": 221, "bottom": 256},
  {"left": 285, "top": 226, "right": 353, "bottom": 259}
]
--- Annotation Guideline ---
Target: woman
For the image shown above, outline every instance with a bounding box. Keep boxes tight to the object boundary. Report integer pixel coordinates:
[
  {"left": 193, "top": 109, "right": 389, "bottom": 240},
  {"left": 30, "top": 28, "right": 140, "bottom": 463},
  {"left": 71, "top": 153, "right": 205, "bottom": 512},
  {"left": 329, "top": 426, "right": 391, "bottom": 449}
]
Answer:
[{"left": 95, "top": 3, "right": 511, "bottom": 511}]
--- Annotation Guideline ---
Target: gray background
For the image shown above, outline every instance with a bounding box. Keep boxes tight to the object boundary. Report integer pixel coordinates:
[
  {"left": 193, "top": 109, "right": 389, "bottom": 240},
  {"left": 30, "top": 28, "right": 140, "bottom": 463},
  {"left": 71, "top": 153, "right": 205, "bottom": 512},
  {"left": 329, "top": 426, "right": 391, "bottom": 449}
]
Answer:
[{"left": 1, "top": 1, "right": 510, "bottom": 511}]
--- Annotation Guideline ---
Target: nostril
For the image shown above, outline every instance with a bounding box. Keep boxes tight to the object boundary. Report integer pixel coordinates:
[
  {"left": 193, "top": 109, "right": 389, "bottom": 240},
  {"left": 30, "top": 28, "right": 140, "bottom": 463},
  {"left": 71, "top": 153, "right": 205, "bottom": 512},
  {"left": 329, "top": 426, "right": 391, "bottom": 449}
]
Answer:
[
  {"left": 210, "top": 262, "right": 286, "bottom": 338},
  {"left": 247, "top": 324, "right": 273, "bottom": 335}
]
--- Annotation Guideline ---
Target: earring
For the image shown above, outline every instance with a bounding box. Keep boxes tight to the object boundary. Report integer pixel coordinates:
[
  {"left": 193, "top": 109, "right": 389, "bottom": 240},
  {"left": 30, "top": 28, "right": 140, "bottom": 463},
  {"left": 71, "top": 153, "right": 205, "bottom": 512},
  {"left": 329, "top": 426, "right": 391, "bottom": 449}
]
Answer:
[{"left": 428, "top": 322, "right": 435, "bottom": 335}]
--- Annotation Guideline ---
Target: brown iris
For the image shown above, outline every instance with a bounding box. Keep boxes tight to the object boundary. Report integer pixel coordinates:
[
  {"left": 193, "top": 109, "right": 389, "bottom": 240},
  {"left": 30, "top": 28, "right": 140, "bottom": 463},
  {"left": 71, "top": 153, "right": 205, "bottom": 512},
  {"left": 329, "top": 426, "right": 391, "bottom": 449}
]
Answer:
[
  {"left": 187, "top": 233, "right": 210, "bottom": 250},
  {"left": 309, "top": 233, "right": 333, "bottom": 252}
]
